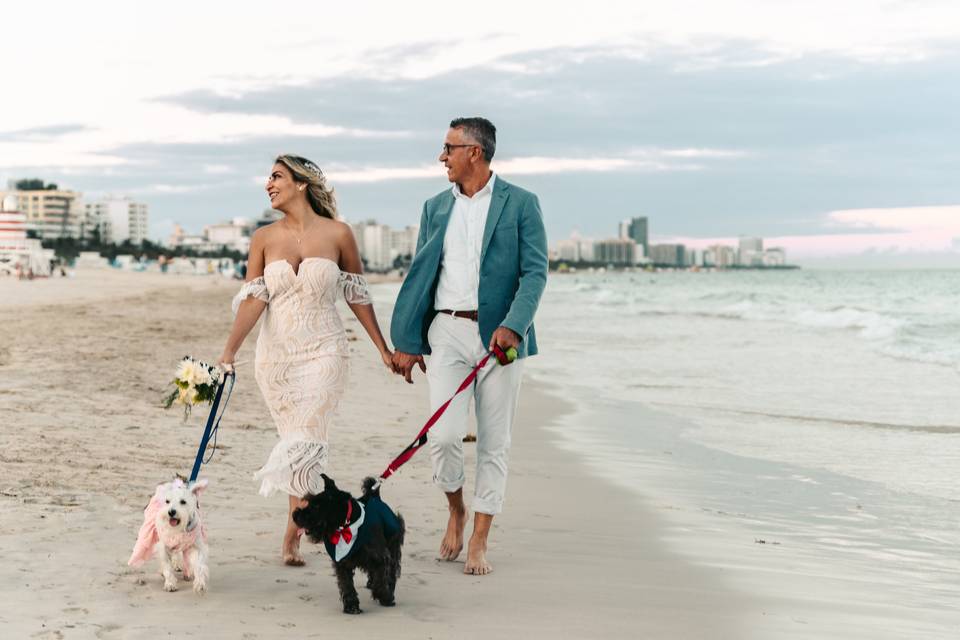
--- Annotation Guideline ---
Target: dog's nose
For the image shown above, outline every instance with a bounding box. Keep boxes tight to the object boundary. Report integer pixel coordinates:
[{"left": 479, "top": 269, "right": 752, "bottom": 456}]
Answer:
[{"left": 168, "top": 509, "right": 177, "bottom": 517}]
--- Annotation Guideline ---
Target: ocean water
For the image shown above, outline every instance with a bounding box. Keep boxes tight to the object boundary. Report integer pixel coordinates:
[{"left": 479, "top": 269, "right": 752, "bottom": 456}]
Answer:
[
  {"left": 372, "top": 270, "right": 960, "bottom": 631},
  {"left": 523, "top": 269, "right": 960, "bottom": 631}
]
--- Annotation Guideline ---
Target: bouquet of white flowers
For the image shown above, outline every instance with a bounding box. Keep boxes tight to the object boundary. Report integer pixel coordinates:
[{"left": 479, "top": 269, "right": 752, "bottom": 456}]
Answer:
[{"left": 162, "top": 356, "right": 224, "bottom": 421}]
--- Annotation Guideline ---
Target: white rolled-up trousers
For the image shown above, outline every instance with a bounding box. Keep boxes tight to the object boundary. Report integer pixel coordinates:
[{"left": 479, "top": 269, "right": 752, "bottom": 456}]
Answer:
[{"left": 426, "top": 313, "right": 524, "bottom": 515}]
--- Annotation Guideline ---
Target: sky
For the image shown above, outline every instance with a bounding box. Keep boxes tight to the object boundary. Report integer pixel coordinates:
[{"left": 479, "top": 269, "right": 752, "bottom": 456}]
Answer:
[{"left": 2, "top": 0, "right": 959, "bottom": 266}]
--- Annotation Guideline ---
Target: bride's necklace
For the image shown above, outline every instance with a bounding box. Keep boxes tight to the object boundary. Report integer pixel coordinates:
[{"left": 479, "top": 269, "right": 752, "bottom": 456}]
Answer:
[{"left": 283, "top": 220, "right": 307, "bottom": 245}]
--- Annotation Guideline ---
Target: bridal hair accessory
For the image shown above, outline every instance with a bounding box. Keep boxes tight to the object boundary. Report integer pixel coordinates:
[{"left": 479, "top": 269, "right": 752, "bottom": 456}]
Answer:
[{"left": 304, "top": 160, "right": 323, "bottom": 179}]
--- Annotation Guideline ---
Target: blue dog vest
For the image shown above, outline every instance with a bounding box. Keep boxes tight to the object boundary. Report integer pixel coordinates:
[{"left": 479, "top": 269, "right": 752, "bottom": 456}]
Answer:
[{"left": 323, "top": 496, "right": 402, "bottom": 563}]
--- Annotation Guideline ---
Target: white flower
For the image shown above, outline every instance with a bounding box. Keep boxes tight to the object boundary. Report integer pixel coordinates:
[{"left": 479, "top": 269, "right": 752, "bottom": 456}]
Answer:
[
  {"left": 195, "top": 367, "right": 213, "bottom": 387},
  {"left": 176, "top": 359, "right": 198, "bottom": 385}
]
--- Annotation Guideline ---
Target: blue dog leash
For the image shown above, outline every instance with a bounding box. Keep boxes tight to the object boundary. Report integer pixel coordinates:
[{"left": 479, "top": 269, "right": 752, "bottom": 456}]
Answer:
[{"left": 189, "top": 371, "right": 236, "bottom": 482}]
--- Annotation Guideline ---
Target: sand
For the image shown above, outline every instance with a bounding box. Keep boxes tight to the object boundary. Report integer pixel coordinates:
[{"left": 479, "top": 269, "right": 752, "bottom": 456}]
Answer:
[{"left": 0, "top": 269, "right": 749, "bottom": 639}]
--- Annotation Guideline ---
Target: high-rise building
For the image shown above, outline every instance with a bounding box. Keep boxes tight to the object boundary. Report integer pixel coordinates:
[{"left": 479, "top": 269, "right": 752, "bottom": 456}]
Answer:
[
  {"left": 0, "top": 183, "right": 83, "bottom": 239},
  {"left": 738, "top": 236, "right": 764, "bottom": 266},
  {"left": 85, "top": 197, "right": 149, "bottom": 244},
  {"left": 706, "top": 244, "right": 737, "bottom": 268},
  {"left": 594, "top": 238, "right": 638, "bottom": 265},
  {"left": 352, "top": 220, "right": 393, "bottom": 271},
  {"left": 626, "top": 217, "right": 649, "bottom": 255},
  {"left": 649, "top": 243, "right": 686, "bottom": 267},
  {"left": 390, "top": 225, "right": 420, "bottom": 259},
  {"left": 763, "top": 247, "right": 787, "bottom": 266}
]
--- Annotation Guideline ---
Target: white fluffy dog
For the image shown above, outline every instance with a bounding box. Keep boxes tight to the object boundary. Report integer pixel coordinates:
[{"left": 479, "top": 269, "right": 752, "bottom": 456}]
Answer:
[{"left": 128, "top": 478, "right": 210, "bottom": 594}]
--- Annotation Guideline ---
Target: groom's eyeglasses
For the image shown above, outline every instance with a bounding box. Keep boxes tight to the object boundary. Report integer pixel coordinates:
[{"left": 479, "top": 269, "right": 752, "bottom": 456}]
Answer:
[{"left": 441, "top": 143, "right": 478, "bottom": 155}]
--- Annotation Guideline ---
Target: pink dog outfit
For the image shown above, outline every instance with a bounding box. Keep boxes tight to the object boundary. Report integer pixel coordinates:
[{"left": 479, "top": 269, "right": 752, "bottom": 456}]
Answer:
[{"left": 128, "top": 481, "right": 207, "bottom": 576}]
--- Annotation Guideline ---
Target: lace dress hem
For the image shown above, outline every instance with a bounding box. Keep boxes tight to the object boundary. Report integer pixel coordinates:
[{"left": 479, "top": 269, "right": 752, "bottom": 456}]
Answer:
[{"left": 253, "top": 437, "right": 329, "bottom": 498}]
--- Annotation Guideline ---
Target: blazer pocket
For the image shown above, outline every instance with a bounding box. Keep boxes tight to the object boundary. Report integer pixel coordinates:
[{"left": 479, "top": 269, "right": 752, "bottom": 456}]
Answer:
[{"left": 493, "top": 222, "right": 518, "bottom": 235}]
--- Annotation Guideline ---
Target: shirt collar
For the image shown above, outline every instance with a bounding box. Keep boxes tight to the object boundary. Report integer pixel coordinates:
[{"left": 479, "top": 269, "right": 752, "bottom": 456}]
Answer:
[{"left": 452, "top": 172, "right": 496, "bottom": 200}]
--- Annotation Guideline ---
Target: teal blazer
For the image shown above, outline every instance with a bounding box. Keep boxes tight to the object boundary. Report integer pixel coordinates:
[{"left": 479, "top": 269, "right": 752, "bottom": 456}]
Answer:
[{"left": 390, "top": 177, "right": 548, "bottom": 359}]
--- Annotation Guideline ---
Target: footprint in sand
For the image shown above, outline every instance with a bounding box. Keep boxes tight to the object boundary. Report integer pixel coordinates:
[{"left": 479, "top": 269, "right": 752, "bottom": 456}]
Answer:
[{"left": 31, "top": 631, "right": 64, "bottom": 640}]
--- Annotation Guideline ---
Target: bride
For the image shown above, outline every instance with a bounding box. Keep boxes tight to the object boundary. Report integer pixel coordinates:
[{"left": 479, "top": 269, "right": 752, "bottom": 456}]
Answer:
[{"left": 218, "top": 154, "right": 394, "bottom": 565}]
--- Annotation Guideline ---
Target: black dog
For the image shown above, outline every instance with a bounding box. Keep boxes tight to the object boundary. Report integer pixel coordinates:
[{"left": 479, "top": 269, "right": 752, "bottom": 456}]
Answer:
[{"left": 293, "top": 475, "right": 405, "bottom": 614}]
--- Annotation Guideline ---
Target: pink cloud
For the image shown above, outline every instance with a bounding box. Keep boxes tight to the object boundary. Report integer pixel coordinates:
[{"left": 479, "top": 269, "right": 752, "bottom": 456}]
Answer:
[{"left": 659, "top": 205, "right": 960, "bottom": 257}]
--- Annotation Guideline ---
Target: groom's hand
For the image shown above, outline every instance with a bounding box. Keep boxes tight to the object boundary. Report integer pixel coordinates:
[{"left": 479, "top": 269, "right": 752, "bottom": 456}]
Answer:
[
  {"left": 393, "top": 351, "right": 426, "bottom": 384},
  {"left": 488, "top": 326, "right": 521, "bottom": 358}
]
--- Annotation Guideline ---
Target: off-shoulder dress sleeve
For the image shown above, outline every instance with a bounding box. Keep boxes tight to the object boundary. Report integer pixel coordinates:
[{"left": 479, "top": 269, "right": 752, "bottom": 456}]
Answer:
[
  {"left": 232, "top": 277, "right": 269, "bottom": 315},
  {"left": 338, "top": 272, "right": 372, "bottom": 305}
]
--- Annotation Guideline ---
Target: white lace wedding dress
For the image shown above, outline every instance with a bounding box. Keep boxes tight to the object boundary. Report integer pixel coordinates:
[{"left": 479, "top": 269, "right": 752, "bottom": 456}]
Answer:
[{"left": 232, "top": 257, "right": 372, "bottom": 497}]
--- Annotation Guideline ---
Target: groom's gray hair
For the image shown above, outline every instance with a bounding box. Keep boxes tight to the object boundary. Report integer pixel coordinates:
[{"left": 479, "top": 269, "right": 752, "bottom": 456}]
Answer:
[{"left": 450, "top": 117, "right": 496, "bottom": 162}]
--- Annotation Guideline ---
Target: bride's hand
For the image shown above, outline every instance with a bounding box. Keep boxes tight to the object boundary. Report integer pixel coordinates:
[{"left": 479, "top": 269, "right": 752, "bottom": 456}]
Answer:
[
  {"left": 217, "top": 351, "right": 236, "bottom": 372},
  {"left": 380, "top": 348, "right": 396, "bottom": 373}
]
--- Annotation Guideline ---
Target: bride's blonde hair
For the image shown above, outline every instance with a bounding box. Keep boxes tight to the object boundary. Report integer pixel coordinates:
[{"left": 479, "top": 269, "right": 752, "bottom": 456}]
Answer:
[{"left": 275, "top": 154, "right": 338, "bottom": 220}]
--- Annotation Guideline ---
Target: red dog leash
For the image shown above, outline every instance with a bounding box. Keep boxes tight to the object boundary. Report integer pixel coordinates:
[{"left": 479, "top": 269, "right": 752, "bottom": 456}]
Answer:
[{"left": 376, "top": 345, "right": 516, "bottom": 486}]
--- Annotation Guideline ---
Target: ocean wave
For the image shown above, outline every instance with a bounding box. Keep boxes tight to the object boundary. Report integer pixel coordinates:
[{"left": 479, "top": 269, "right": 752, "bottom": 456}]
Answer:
[
  {"left": 792, "top": 307, "right": 903, "bottom": 340},
  {"left": 652, "top": 401, "right": 960, "bottom": 434},
  {"left": 551, "top": 273, "right": 960, "bottom": 368}
]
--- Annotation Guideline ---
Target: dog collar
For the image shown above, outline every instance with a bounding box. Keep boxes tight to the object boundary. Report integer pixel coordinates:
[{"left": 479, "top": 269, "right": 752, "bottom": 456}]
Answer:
[{"left": 330, "top": 502, "right": 365, "bottom": 562}]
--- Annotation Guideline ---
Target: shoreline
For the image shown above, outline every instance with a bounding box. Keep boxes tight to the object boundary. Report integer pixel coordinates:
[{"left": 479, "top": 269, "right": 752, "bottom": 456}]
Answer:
[
  {"left": 530, "top": 376, "right": 960, "bottom": 638},
  {"left": 0, "top": 275, "right": 747, "bottom": 638}
]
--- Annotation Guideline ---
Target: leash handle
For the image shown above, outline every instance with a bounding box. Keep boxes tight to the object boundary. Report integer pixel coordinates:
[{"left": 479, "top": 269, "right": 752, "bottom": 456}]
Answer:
[{"left": 189, "top": 372, "right": 236, "bottom": 482}]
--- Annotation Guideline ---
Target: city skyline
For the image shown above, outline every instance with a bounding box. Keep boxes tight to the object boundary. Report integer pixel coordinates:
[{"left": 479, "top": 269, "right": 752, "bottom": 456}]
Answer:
[{"left": 3, "top": 2, "right": 960, "bottom": 266}]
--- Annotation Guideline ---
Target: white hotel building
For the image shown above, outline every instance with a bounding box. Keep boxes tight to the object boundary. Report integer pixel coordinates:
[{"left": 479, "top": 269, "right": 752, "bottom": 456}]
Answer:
[{"left": 85, "top": 197, "right": 149, "bottom": 245}]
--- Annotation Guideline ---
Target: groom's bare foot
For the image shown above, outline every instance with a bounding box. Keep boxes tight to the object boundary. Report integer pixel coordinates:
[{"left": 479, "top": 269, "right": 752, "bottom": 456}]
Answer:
[
  {"left": 463, "top": 535, "right": 492, "bottom": 575},
  {"left": 439, "top": 504, "right": 467, "bottom": 561}
]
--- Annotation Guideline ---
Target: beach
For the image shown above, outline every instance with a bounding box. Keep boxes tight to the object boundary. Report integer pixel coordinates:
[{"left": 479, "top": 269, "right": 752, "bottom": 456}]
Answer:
[{"left": 0, "top": 270, "right": 750, "bottom": 639}]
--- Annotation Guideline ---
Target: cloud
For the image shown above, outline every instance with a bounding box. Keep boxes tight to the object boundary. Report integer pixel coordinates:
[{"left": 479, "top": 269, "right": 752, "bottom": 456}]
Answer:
[
  {"left": 310, "top": 148, "right": 744, "bottom": 184},
  {"left": 658, "top": 205, "right": 960, "bottom": 258},
  {"left": 4, "top": 37, "right": 959, "bottom": 255}
]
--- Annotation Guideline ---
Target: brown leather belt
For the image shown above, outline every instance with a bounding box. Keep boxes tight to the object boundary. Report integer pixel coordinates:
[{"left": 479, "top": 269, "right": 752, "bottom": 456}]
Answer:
[{"left": 437, "top": 309, "right": 478, "bottom": 321}]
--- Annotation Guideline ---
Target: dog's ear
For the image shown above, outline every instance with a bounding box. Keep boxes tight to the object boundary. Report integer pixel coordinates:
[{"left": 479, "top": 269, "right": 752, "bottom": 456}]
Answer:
[
  {"left": 190, "top": 478, "right": 209, "bottom": 495},
  {"left": 321, "top": 474, "right": 337, "bottom": 491}
]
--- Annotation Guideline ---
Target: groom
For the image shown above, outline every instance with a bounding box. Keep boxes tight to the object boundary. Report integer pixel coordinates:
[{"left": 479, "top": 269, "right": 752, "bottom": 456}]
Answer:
[{"left": 391, "top": 117, "right": 548, "bottom": 575}]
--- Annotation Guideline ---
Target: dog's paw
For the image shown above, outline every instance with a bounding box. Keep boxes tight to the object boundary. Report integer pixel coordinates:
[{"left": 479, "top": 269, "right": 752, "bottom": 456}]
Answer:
[
  {"left": 163, "top": 580, "right": 178, "bottom": 592},
  {"left": 193, "top": 579, "right": 208, "bottom": 595},
  {"left": 378, "top": 597, "right": 396, "bottom": 607},
  {"left": 343, "top": 603, "right": 362, "bottom": 615}
]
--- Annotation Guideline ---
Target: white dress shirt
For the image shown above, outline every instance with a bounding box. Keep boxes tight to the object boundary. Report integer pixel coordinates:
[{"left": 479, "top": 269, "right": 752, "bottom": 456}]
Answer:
[{"left": 434, "top": 173, "right": 496, "bottom": 311}]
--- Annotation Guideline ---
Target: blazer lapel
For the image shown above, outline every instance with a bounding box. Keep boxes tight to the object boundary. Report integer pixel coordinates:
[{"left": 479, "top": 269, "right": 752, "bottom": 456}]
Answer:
[
  {"left": 432, "top": 191, "right": 456, "bottom": 250},
  {"left": 480, "top": 179, "right": 509, "bottom": 265}
]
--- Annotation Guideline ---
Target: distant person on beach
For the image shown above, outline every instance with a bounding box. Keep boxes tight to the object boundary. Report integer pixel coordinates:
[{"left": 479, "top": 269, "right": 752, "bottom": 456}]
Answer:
[
  {"left": 390, "top": 117, "right": 548, "bottom": 575},
  {"left": 218, "top": 154, "right": 394, "bottom": 566}
]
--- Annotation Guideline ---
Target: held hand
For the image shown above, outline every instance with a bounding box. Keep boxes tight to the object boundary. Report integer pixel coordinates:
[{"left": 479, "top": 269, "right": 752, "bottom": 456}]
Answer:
[
  {"left": 217, "top": 351, "right": 236, "bottom": 373},
  {"left": 488, "top": 326, "right": 521, "bottom": 363},
  {"left": 380, "top": 348, "right": 397, "bottom": 373},
  {"left": 392, "top": 350, "right": 426, "bottom": 384}
]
